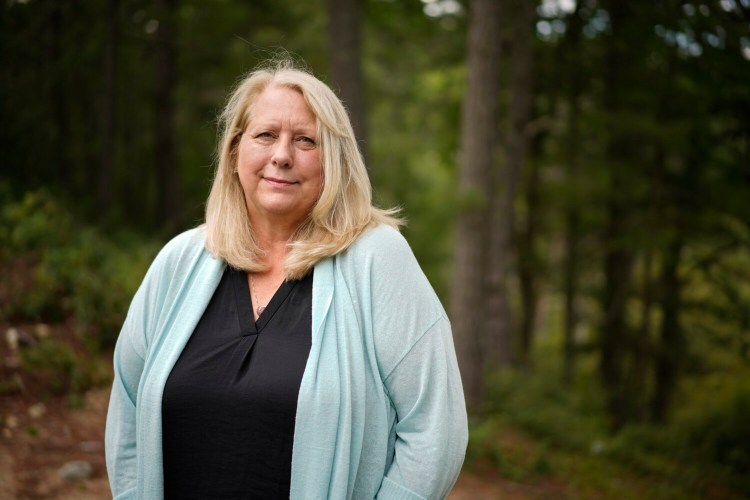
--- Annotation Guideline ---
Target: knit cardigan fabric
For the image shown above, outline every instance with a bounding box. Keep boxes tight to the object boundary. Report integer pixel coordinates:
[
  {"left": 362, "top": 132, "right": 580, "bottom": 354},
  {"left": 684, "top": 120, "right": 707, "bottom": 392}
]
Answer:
[{"left": 105, "top": 225, "right": 468, "bottom": 500}]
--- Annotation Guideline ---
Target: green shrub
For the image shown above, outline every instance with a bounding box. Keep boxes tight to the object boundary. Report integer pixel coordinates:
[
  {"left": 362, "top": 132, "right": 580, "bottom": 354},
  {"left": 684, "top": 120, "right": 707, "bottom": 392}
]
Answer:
[
  {"left": 675, "top": 380, "right": 750, "bottom": 494},
  {"left": 19, "top": 338, "right": 112, "bottom": 397},
  {"left": 19, "top": 339, "right": 79, "bottom": 395},
  {"left": 466, "top": 416, "right": 554, "bottom": 481},
  {"left": 1, "top": 190, "right": 160, "bottom": 348},
  {"left": 484, "top": 367, "right": 607, "bottom": 451}
]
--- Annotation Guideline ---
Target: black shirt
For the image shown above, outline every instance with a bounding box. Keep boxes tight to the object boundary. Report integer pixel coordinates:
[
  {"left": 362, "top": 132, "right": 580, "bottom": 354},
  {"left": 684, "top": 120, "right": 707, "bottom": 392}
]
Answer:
[{"left": 162, "top": 267, "right": 313, "bottom": 500}]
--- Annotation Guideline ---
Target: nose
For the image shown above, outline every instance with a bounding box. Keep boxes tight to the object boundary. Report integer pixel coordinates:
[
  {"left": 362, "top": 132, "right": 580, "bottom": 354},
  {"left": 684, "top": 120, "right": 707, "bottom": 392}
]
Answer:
[{"left": 271, "top": 138, "right": 292, "bottom": 168}]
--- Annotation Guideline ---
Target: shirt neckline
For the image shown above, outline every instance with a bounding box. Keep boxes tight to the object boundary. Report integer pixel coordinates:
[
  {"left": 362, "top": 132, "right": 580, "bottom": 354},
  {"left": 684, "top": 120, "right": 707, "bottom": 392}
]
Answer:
[{"left": 229, "top": 267, "right": 298, "bottom": 334}]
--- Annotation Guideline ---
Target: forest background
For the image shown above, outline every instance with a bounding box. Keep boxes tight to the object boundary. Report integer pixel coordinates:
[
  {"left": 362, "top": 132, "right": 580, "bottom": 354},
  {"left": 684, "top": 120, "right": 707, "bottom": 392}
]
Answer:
[{"left": 1, "top": 0, "right": 750, "bottom": 498}]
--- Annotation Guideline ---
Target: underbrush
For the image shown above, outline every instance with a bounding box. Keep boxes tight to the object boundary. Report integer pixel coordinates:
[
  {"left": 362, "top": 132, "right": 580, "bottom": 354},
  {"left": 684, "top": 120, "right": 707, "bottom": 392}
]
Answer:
[
  {"left": 0, "top": 190, "right": 160, "bottom": 347},
  {"left": 468, "top": 355, "right": 749, "bottom": 498},
  {"left": 0, "top": 189, "right": 161, "bottom": 404}
]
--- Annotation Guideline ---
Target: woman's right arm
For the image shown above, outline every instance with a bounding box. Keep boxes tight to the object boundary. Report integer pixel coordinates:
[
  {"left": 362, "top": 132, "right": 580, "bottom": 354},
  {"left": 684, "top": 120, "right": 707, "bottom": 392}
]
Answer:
[
  {"left": 104, "top": 228, "right": 211, "bottom": 497},
  {"left": 105, "top": 283, "right": 149, "bottom": 499},
  {"left": 105, "top": 234, "right": 175, "bottom": 498}
]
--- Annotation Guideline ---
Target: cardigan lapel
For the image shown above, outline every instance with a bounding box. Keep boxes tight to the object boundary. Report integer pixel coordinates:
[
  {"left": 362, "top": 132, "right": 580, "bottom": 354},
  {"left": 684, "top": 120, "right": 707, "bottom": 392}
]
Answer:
[
  {"left": 137, "top": 247, "right": 225, "bottom": 499},
  {"left": 310, "top": 256, "right": 334, "bottom": 344}
]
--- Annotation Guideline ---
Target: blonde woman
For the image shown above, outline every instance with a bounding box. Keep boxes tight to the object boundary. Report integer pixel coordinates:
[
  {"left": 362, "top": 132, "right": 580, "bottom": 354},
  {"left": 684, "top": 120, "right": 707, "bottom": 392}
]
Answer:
[{"left": 105, "top": 60, "right": 467, "bottom": 500}]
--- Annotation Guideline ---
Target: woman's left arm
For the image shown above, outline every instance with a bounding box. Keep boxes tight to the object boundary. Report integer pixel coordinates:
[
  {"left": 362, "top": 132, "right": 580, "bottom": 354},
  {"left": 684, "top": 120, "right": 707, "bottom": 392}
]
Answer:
[
  {"left": 351, "top": 226, "right": 468, "bottom": 499},
  {"left": 376, "top": 313, "right": 467, "bottom": 500}
]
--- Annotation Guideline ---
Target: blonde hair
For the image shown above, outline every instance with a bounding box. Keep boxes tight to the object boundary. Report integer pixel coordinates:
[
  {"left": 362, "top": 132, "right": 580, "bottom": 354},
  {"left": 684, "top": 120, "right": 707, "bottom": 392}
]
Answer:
[{"left": 204, "top": 60, "right": 401, "bottom": 279}]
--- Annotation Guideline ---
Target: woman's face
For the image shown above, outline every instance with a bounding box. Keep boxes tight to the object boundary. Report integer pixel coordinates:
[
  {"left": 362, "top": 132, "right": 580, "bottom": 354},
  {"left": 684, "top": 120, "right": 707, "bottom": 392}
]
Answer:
[{"left": 236, "top": 85, "right": 322, "bottom": 230}]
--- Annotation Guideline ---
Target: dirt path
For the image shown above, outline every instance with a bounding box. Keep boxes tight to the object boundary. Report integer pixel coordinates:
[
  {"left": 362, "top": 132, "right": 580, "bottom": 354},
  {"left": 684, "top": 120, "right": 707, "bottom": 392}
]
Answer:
[{"left": 0, "top": 389, "right": 110, "bottom": 499}]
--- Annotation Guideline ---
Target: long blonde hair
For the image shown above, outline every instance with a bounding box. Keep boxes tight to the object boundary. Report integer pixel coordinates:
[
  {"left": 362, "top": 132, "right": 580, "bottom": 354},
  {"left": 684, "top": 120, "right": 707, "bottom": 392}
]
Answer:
[{"left": 204, "top": 60, "right": 401, "bottom": 279}]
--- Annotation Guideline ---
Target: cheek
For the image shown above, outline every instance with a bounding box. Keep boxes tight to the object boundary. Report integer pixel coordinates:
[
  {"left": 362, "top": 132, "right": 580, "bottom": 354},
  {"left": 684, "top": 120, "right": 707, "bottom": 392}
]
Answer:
[{"left": 305, "top": 152, "right": 323, "bottom": 179}]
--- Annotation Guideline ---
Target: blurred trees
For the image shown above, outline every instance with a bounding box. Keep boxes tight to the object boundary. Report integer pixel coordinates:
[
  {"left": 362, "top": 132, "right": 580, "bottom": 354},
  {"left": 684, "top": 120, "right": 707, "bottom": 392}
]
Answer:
[
  {"left": 452, "top": 0, "right": 503, "bottom": 408},
  {"left": 448, "top": 0, "right": 750, "bottom": 427},
  {"left": 2, "top": 0, "right": 750, "bottom": 474},
  {"left": 0, "top": 0, "right": 325, "bottom": 231},
  {"left": 523, "top": 0, "right": 750, "bottom": 430},
  {"left": 327, "top": 0, "right": 368, "bottom": 163}
]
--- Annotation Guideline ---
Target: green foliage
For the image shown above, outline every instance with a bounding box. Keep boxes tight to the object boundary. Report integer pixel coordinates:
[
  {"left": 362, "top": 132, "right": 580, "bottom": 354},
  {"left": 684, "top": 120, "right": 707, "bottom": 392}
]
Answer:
[
  {"left": 478, "top": 361, "right": 748, "bottom": 498},
  {"left": 0, "top": 190, "right": 160, "bottom": 347},
  {"left": 672, "top": 376, "right": 750, "bottom": 494},
  {"left": 467, "top": 416, "right": 554, "bottom": 482},
  {"left": 19, "top": 339, "right": 110, "bottom": 398},
  {"left": 484, "top": 366, "right": 608, "bottom": 451}
]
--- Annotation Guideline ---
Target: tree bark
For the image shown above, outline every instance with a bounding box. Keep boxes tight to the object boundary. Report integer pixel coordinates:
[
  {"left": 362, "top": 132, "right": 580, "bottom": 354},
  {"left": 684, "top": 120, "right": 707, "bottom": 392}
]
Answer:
[
  {"left": 451, "top": 0, "right": 503, "bottom": 410},
  {"left": 327, "top": 0, "right": 368, "bottom": 165},
  {"left": 485, "top": 0, "right": 534, "bottom": 367},
  {"left": 651, "top": 238, "right": 684, "bottom": 422},
  {"left": 155, "top": 0, "right": 179, "bottom": 228},
  {"left": 99, "top": 0, "right": 118, "bottom": 217},
  {"left": 48, "top": 1, "right": 69, "bottom": 190},
  {"left": 517, "top": 136, "right": 541, "bottom": 366},
  {"left": 562, "top": 2, "right": 583, "bottom": 386},
  {"left": 600, "top": 1, "right": 636, "bottom": 430}
]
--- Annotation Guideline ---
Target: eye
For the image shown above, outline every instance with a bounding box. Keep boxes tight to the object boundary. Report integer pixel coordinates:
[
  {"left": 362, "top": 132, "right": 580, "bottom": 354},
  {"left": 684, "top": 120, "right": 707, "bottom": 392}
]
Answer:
[
  {"left": 255, "top": 131, "right": 275, "bottom": 140},
  {"left": 296, "top": 136, "right": 317, "bottom": 148}
]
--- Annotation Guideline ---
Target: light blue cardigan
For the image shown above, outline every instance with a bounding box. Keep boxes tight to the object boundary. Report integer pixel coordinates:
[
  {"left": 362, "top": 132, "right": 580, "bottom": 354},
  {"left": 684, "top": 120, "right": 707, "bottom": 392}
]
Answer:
[{"left": 105, "top": 225, "right": 468, "bottom": 499}]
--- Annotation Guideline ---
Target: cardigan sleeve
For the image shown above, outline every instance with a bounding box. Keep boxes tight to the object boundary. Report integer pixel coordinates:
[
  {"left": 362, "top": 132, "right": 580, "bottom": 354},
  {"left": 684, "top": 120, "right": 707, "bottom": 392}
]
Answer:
[
  {"left": 105, "top": 283, "right": 148, "bottom": 499},
  {"left": 104, "top": 231, "right": 185, "bottom": 499},
  {"left": 376, "top": 315, "right": 468, "bottom": 500},
  {"left": 350, "top": 226, "right": 468, "bottom": 499}
]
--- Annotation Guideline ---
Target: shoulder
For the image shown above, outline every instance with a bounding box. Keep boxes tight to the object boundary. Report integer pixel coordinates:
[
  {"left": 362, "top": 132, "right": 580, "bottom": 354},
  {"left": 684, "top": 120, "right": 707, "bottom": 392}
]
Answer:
[
  {"left": 158, "top": 226, "right": 207, "bottom": 259},
  {"left": 150, "top": 226, "right": 209, "bottom": 271},
  {"left": 336, "top": 224, "right": 444, "bottom": 320},
  {"left": 343, "top": 224, "right": 415, "bottom": 267},
  {"left": 137, "top": 226, "right": 214, "bottom": 301},
  {"left": 336, "top": 227, "right": 449, "bottom": 378}
]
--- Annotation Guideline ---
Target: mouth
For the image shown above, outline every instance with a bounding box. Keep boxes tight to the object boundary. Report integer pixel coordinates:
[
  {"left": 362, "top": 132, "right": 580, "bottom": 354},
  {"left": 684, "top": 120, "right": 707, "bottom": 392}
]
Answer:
[{"left": 263, "top": 176, "right": 297, "bottom": 187}]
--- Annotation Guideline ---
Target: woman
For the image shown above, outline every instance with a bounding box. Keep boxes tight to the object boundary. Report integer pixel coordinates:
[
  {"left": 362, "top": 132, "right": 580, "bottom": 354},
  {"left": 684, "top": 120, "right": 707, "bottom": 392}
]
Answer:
[{"left": 105, "top": 61, "right": 467, "bottom": 500}]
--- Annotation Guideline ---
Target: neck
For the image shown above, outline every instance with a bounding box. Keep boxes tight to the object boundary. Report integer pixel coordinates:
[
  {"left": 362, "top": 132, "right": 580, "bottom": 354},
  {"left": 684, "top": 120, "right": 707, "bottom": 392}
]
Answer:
[
  {"left": 250, "top": 213, "right": 301, "bottom": 245},
  {"left": 249, "top": 215, "right": 297, "bottom": 273}
]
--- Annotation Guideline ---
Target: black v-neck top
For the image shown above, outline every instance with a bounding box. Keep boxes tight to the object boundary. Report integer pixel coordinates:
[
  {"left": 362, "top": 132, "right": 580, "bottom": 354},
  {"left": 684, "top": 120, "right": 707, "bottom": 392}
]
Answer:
[{"left": 162, "top": 266, "right": 313, "bottom": 500}]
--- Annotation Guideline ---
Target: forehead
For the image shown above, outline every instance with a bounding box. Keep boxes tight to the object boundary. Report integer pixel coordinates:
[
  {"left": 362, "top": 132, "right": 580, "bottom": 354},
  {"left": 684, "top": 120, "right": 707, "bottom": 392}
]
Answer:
[{"left": 248, "top": 85, "right": 316, "bottom": 126}]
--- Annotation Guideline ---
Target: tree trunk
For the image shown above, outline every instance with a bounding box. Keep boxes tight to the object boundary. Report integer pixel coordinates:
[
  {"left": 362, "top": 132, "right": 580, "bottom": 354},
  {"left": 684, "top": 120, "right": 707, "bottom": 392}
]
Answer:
[
  {"left": 651, "top": 238, "right": 684, "bottom": 422},
  {"left": 48, "top": 1, "right": 69, "bottom": 190},
  {"left": 599, "top": 0, "right": 641, "bottom": 430},
  {"left": 327, "top": 0, "right": 368, "bottom": 165},
  {"left": 486, "top": 0, "right": 534, "bottom": 367},
  {"left": 451, "top": 0, "right": 503, "bottom": 410},
  {"left": 99, "top": 0, "right": 118, "bottom": 217},
  {"left": 155, "top": 0, "right": 179, "bottom": 228},
  {"left": 562, "top": 3, "right": 583, "bottom": 386},
  {"left": 517, "top": 136, "right": 541, "bottom": 366},
  {"left": 626, "top": 251, "right": 653, "bottom": 421}
]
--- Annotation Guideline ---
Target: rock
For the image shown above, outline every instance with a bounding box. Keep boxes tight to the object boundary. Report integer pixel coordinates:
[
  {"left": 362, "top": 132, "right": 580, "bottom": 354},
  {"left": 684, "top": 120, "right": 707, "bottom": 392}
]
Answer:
[
  {"left": 34, "top": 323, "right": 51, "bottom": 338},
  {"left": 28, "top": 403, "right": 46, "bottom": 419},
  {"left": 589, "top": 439, "right": 606, "bottom": 456},
  {"left": 5, "top": 328, "right": 36, "bottom": 351},
  {"left": 58, "top": 460, "right": 93, "bottom": 481},
  {"left": 5, "top": 328, "right": 18, "bottom": 351},
  {"left": 4, "top": 415, "right": 18, "bottom": 429}
]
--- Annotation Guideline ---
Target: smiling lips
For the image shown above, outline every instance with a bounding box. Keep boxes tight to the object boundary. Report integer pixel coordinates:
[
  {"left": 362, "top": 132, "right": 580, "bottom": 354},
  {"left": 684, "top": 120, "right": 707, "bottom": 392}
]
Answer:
[{"left": 263, "top": 176, "right": 297, "bottom": 187}]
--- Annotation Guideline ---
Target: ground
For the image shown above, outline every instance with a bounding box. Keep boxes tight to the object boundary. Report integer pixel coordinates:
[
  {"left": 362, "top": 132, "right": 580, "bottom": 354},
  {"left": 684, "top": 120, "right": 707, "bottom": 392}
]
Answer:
[{"left": 0, "top": 388, "right": 111, "bottom": 499}]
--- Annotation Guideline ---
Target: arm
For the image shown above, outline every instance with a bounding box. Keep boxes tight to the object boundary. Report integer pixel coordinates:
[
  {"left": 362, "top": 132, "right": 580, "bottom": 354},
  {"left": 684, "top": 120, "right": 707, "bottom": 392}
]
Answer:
[
  {"left": 352, "top": 227, "right": 467, "bottom": 499},
  {"left": 104, "top": 289, "right": 147, "bottom": 499},
  {"left": 104, "top": 232, "right": 178, "bottom": 498},
  {"left": 376, "top": 315, "right": 468, "bottom": 500}
]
